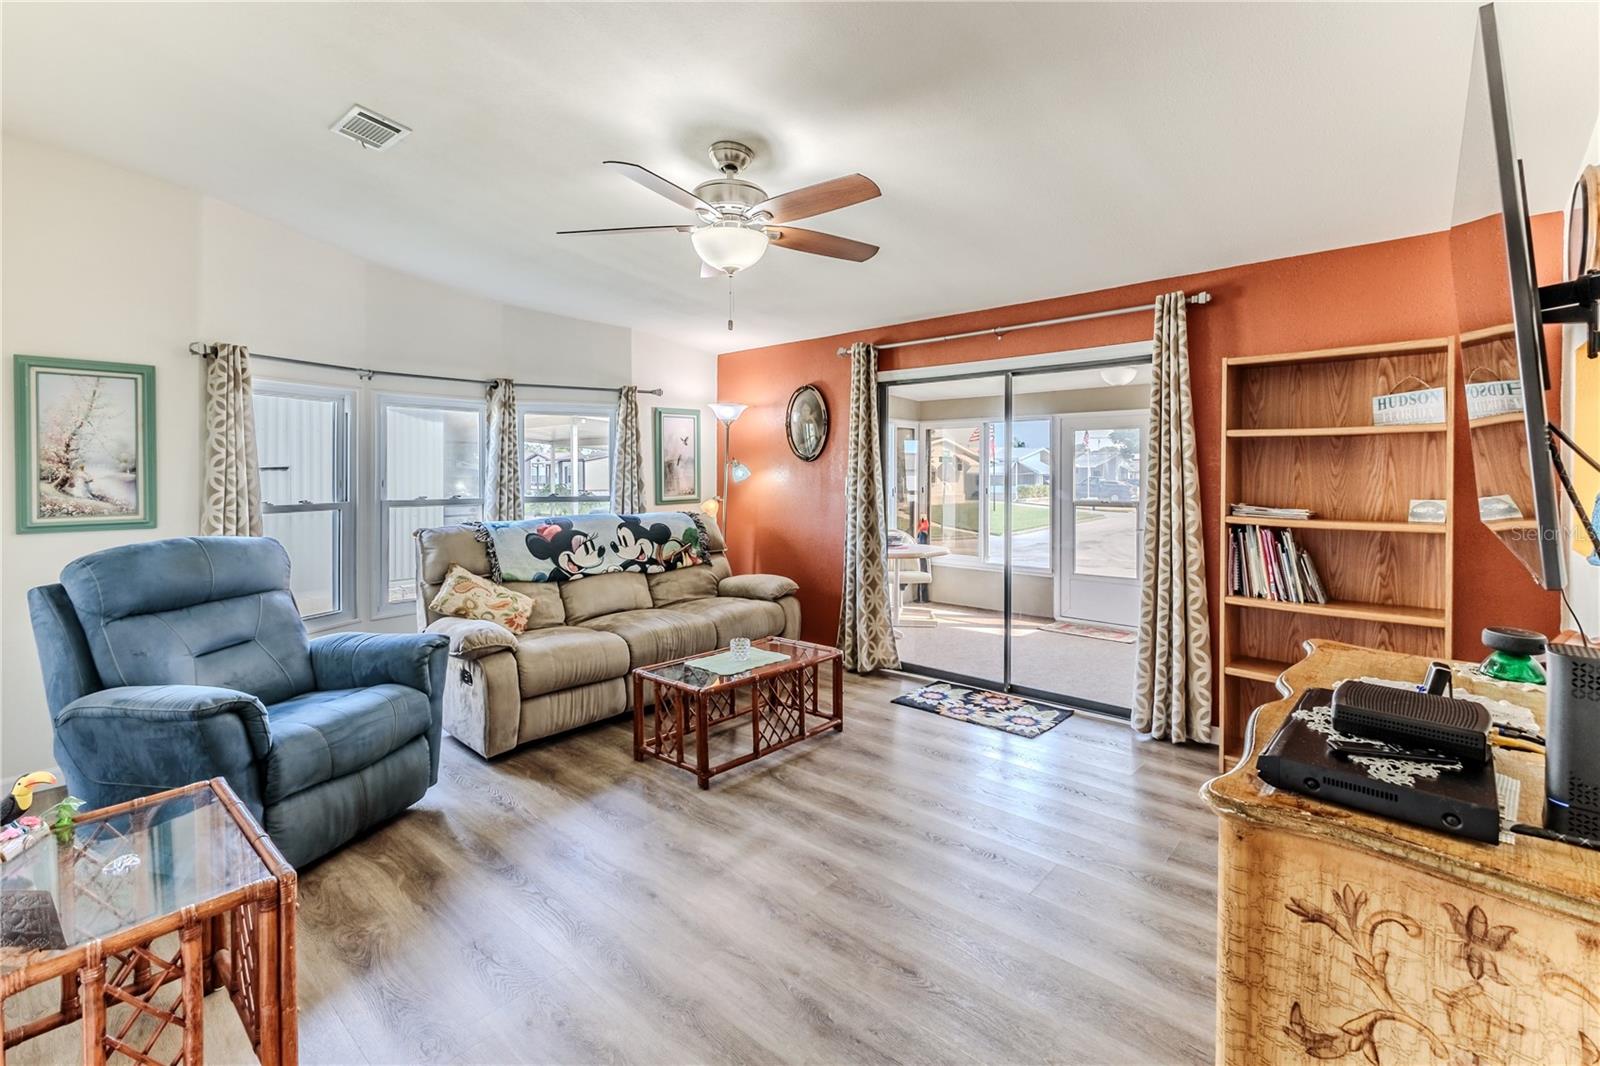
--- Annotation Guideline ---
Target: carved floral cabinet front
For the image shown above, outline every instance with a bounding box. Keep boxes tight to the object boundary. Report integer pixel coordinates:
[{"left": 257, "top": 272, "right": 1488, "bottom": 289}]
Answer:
[{"left": 1218, "top": 824, "right": 1600, "bottom": 1065}]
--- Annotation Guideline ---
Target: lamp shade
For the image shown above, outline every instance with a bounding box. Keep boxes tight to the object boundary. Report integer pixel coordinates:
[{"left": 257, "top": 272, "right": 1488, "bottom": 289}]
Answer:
[
  {"left": 709, "top": 402, "right": 748, "bottom": 424},
  {"left": 729, "top": 460, "right": 752, "bottom": 484},
  {"left": 691, "top": 223, "right": 769, "bottom": 274}
]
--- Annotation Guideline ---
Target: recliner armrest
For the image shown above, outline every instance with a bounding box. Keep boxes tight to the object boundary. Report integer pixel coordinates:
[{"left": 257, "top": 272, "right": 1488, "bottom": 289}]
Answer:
[
  {"left": 719, "top": 574, "right": 800, "bottom": 602},
  {"left": 425, "top": 617, "right": 518, "bottom": 659},
  {"left": 309, "top": 632, "right": 449, "bottom": 695},
  {"left": 54, "top": 686, "right": 272, "bottom": 802}
]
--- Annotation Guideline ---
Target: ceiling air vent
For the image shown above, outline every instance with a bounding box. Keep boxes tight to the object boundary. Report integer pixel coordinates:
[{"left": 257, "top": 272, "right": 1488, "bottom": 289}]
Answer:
[{"left": 331, "top": 105, "right": 410, "bottom": 151}]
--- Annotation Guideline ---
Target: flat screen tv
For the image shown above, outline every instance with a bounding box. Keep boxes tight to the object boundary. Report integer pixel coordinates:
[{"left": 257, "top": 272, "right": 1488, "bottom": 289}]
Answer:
[{"left": 1451, "top": 2, "right": 1581, "bottom": 591}]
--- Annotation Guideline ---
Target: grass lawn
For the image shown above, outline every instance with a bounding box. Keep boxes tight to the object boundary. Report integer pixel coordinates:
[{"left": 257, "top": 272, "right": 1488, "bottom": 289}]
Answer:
[{"left": 927, "top": 500, "right": 1058, "bottom": 538}]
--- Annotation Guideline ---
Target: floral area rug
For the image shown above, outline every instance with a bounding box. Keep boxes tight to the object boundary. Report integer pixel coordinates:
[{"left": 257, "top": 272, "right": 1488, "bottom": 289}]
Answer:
[{"left": 891, "top": 682, "right": 1072, "bottom": 738}]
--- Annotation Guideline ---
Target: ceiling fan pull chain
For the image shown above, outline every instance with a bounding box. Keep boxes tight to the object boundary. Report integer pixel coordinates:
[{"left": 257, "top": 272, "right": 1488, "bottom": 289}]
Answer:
[{"left": 727, "top": 272, "right": 735, "bottom": 332}]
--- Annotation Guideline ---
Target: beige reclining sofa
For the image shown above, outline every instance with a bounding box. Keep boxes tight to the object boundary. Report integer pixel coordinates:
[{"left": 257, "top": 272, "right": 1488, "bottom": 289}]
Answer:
[{"left": 414, "top": 513, "right": 800, "bottom": 758}]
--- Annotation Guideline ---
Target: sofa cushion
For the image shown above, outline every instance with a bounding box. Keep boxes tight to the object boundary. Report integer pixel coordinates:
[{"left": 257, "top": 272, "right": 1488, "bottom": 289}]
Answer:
[
  {"left": 648, "top": 566, "right": 721, "bottom": 607},
  {"left": 579, "top": 609, "right": 718, "bottom": 669},
  {"left": 500, "top": 583, "right": 566, "bottom": 629},
  {"left": 264, "top": 683, "right": 431, "bottom": 804},
  {"left": 60, "top": 536, "right": 313, "bottom": 707},
  {"left": 559, "top": 572, "right": 651, "bottom": 625},
  {"left": 429, "top": 565, "right": 535, "bottom": 633},
  {"left": 514, "top": 626, "right": 631, "bottom": 698},
  {"left": 670, "top": 597, "right": 788, "bottom": 646},
  {"left": 718, "top": 574, "right": 800, "bottom": 602}
]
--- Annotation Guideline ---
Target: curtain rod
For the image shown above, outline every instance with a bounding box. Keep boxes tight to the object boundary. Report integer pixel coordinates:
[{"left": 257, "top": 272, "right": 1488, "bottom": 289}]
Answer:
[
  {"left": 834, "top": 291, "right": 1213, "bottom": 356},
  {"left": 188, "top": 343, "right": 663, "bottom": 396}
]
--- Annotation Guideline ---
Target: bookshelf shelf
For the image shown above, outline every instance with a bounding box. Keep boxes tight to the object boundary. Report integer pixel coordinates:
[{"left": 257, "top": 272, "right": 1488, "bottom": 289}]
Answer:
[
  {"left": 1223, "top": 596, "right": 1447, "bottom": 629},
  {"left": 1223, "top": 516, "right": 1445, "bottom": 535},
  {"left": 1218, "top": 335, "right": 1457, "bottom": 768},
  {"left": 1225, "top": 424, "right": 1445, "bottom": 439},
  {"left": 1222, "top": 657, "right": 1292, "bottom": 684}
]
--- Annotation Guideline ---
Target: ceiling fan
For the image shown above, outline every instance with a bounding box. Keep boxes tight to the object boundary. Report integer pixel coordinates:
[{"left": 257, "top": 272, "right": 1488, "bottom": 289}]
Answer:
[{"left": 558, "top": 140, "right": 881, "bottom": 279}]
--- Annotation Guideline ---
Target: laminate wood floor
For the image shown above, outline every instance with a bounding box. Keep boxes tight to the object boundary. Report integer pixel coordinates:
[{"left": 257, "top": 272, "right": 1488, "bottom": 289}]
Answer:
[{"left": 8, "top": 672, "right": 1221, "bottom": 1065}]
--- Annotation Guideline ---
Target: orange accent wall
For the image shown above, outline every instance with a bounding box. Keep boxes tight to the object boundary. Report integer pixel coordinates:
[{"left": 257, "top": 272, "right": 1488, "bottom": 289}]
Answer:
[{"left": 718, "top": 215, "right": 1565, "bottom": 674}]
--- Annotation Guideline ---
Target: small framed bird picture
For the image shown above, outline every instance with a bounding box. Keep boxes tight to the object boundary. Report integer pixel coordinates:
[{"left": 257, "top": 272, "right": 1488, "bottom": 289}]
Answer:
[{"left": 653, "top": 408, "right": 701, "bottom": 504}]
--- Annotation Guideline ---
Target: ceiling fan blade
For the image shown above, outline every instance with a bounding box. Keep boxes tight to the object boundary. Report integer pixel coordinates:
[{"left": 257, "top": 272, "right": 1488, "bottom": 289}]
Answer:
[
  {"left": 555, "top": 224, "right": 695, "bottom": 235},
  {"left": 603, "top": 161, "right": 715, "bottom": 214},
  {"left": 749, "top": 174, "right": 880, "bottom": 223},
  {"left": 766, "top": 226, "right": 879, "bottom": 262}
]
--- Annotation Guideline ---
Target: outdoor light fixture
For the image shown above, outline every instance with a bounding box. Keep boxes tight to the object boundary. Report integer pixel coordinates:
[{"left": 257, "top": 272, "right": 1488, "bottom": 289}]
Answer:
[{"left": 1099, "top": 366, "right": 1139, "bottom": 386}]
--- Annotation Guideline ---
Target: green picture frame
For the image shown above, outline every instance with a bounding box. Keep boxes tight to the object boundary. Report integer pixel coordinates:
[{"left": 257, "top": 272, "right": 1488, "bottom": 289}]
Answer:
[
  {"left": 653, "top": 407, "right": 701, "bottom": 504},
  {"left": 14, "top": 354, "right": 157, "bottom": 533}
]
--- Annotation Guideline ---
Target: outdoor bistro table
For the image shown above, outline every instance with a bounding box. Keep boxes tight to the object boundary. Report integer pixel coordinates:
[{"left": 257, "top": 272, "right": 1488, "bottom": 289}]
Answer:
[{"left": 0, "top": 779, "right": 297, "bottom": 1065}]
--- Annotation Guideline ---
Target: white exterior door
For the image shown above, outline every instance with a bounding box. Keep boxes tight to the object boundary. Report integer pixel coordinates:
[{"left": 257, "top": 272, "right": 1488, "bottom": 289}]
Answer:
[{"left": 1054, "top": 410, "right": 1147, "bottom": 627}]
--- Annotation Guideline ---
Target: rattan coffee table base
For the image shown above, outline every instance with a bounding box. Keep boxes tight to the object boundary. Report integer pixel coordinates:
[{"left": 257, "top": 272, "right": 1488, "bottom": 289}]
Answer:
[{"left": 632, "top": 638, "right": 844, "bottom": 789}]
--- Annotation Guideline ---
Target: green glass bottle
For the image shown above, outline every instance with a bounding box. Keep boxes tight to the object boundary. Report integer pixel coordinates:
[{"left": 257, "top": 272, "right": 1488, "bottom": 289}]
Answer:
[{"left": 1479, "top": 626, "right": 1546, "bottom": 685}]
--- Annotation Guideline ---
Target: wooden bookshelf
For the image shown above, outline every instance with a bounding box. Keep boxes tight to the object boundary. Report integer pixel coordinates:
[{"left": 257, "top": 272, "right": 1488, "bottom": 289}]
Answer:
[{"left": 1217, "top": 336, "right": 1457, "bottom": 767}]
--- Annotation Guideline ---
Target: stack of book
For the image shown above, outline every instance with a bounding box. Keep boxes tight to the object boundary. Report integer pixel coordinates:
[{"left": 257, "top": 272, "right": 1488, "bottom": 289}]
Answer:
[
  {"left": 1230, "top": 503, "right": 1313, "bottom": 522},
  {"left": 1228, "top": 524, "right": 1329, "bottom": 604}
]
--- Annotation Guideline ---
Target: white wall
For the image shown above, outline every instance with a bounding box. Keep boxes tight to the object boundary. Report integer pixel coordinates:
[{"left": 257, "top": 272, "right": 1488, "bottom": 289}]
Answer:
[
  {"left": 1, "top": 136, "right": 716, "bottom": 777},
  {"left": 631, "top": 331, "right": 719, "bottom": 509}
]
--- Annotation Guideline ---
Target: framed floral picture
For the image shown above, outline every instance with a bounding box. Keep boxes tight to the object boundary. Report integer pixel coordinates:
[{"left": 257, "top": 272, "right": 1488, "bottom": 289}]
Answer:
[
  {"left": 653, "top": 407, "right": 700, "bottom": 504},
  {"left": 14, "top": 354, "right": 157, "bottom": 533}
]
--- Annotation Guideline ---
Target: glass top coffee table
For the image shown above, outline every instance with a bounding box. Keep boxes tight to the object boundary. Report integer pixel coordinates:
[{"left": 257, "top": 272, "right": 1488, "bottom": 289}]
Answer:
[
  {"left": 0, "top": 778, "right": 297, "bottom": 1064},
  {"left": 632, "top": 637, "right": 844, "bottom": 788}
]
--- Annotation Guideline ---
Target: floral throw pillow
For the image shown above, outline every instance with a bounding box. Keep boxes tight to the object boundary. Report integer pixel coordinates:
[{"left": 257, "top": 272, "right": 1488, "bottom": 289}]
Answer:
[{"left": 428, "top": 565, "right": 534, "bottom": 634}]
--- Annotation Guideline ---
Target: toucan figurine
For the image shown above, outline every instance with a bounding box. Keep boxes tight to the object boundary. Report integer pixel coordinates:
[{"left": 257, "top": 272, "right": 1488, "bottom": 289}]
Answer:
[{"left": 1, "top": 771, "right": 58, "bottom": 825}]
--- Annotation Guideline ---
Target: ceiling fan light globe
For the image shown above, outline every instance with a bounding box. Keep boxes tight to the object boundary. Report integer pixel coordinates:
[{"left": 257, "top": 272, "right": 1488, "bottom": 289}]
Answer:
[{"left": 691, "top": 222, "right": 769, "bottom": 274}]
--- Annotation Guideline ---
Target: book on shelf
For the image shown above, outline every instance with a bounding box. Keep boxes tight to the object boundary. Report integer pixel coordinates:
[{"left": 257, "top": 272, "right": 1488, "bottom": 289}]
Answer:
[
  {"left": 1227, "top": 524, "right": 1329, "bottom": 605},
  {"left": 1230, "top": 502, "right": 1314, "bottom": 521}
]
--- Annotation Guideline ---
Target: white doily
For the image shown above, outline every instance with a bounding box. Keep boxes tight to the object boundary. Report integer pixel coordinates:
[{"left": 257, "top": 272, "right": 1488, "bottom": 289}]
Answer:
[{"left": 1290, "top": 703, "right": 1463, "bottom": 786}]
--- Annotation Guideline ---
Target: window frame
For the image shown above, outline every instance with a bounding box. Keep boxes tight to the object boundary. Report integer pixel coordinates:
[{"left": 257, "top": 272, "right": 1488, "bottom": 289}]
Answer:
[
  {"left": 517, "top": 401, "right": 617, "bottom": 517},
  {"left": 374, "top": 391, "right": 488, "bottom": 618},
  {"left": 254, "top": 379, "right": 358, "bottom": 630}
]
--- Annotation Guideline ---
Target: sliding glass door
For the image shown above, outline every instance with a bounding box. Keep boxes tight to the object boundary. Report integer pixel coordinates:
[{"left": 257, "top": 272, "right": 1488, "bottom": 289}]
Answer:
[{"left": 881, "top": 360, "right": 1149, "bottom": 716}]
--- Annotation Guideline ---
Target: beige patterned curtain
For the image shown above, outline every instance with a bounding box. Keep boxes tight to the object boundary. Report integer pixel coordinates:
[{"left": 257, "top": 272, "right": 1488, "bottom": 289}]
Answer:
[
  {"left": 837, "top": 342, "right": 900, "bottom": 672},
  {"left": 613, "top": 385, "right": 645, "bottom": 513},
  {"left": 1133, "top": 292, "right": 1214, "bottom": 742},
  {"left": 201, "top": 343, "right": 263, "bottom": 537},
  {"left": 485, "top": 379, "right": 520, "bottom": 521}
]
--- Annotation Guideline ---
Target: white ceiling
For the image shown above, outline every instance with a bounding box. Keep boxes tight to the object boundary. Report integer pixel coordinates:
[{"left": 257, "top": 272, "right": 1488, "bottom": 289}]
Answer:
[{"left": 3, "top": 3, "right": 1595, "bottom": 353}]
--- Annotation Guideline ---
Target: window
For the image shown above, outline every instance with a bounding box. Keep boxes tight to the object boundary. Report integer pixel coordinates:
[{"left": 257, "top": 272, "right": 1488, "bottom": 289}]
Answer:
[
  {"left": 378, "top": 396, "right": 484, "bottom": 608},
  {"left": 889, "top": 423, "right": 919, "bottom": 535},
  {"left": 921, "top": 419, "right": 1052, "bottom": 571},
  {"left": 520, "top": 407, "right": 614, "bottom": 517},
  {"left": 925, "top": 424, "right": 981, "bottom": 558},
  {"left": 254, "top": 383, "right": 355, "bottom": 622}
]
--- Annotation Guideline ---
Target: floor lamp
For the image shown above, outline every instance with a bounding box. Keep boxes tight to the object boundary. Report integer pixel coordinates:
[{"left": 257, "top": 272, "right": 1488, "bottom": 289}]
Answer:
[{"left": 705, "top": 402, "right": 751, "bottom": 533}]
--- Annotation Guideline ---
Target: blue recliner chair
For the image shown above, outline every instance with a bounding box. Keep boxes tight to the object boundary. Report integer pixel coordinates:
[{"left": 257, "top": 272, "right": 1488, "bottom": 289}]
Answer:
[{"left": 27, "top": 536, "right": 448, "bottom": 868}]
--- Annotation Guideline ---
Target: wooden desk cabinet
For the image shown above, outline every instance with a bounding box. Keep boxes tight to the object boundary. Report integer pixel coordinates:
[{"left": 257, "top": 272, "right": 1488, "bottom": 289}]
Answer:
[{"left": 1204, "top": 641, "right": 1599, "bottom": 1065}]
